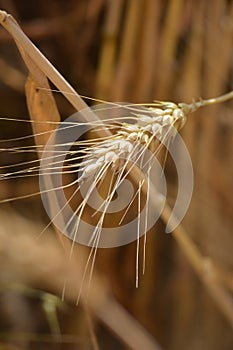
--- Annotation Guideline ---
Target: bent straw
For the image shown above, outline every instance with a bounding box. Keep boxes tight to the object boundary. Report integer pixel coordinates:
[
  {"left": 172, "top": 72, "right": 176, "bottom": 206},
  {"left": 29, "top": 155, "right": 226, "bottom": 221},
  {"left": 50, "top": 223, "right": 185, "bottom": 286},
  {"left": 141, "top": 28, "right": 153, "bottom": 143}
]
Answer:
[
  {"left": 1, "top": 9, "right": 233, "bottom": 327},
  {"left": 0, "top": 10, "right": 105, "bottom": 125}
]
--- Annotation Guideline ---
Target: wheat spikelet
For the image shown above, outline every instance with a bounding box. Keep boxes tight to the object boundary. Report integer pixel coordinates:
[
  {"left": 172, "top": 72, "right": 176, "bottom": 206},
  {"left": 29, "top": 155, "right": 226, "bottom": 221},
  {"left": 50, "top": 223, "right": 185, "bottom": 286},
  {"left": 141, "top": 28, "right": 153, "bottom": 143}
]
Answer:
[{"left": 37, "top": 99, "right": 192, "bottom": 289}]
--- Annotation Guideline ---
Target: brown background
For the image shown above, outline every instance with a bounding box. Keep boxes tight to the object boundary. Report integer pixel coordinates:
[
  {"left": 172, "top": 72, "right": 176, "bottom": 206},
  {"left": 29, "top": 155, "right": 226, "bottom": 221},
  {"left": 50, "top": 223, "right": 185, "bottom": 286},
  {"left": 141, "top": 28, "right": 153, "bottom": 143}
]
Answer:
[{"left": 0, "top": 1, "right": 232, "bottom": 349}]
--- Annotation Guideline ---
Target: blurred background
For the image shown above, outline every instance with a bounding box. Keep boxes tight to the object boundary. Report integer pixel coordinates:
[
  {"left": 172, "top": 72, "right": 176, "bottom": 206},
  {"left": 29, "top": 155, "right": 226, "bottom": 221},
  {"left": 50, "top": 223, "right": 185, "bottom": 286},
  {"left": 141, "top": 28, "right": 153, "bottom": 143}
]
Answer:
[{"left": 0, "top": 0, "right": 232, "bottom": 349}]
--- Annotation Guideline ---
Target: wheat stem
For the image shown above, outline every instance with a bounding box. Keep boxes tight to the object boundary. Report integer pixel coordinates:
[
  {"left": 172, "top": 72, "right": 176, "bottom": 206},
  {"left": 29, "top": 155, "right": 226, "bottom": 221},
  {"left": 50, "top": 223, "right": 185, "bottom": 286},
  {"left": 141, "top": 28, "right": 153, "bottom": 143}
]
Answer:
[
  {"left": 199, "top": 90, "right": 233, "bottom": 106},
  {"left": 180, "top": 90, "right": 233, "bottom": 113}
]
